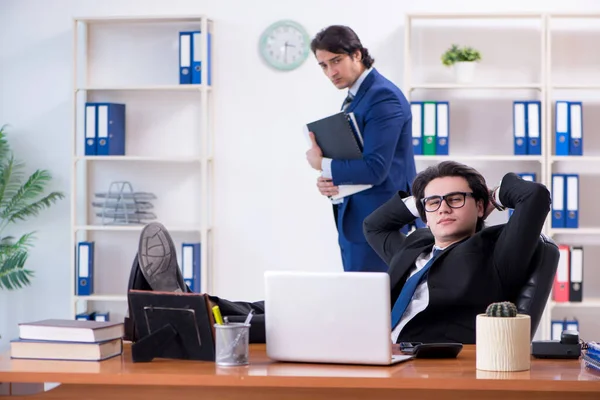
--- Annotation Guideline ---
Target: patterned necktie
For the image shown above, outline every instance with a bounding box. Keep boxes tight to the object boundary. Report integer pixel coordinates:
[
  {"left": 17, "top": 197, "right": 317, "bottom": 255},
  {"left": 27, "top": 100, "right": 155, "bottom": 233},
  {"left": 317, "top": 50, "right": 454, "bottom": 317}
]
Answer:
[
  {"left": 341, "top": 92, "right": 354, "bottom": 111},
  {"left": 391, "top": 248, "right": 443, "bottom": 330}
]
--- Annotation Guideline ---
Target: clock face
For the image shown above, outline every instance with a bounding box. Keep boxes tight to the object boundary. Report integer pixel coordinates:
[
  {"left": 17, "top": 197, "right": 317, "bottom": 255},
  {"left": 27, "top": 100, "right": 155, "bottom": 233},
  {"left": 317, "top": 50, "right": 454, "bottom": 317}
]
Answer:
[{"left": 259, "top": 20, "right": 310, "bottom": 71}]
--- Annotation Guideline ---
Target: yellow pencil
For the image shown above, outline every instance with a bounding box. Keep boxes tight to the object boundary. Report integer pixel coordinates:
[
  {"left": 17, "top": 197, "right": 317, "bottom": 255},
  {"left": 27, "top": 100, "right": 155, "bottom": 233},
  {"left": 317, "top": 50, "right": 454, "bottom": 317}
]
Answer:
[{"left": 212, "top": 305, "right": 224, "bottom": 325}]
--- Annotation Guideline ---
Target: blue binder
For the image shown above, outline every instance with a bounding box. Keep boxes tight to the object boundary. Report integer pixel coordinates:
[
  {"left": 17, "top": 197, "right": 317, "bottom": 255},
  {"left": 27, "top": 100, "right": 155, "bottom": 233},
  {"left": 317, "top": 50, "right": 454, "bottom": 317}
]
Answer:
[
  {"left": 181, "top": 243, "right": 201, "bottom": 292},
  {"left": 84, "top": 103, "right": 97, "bottom": 155},
  {"left": 76, "top": 241, "right": 94, "bottom": 296},
  {"left": 551, "top": 174, "right": 566, "bottom": 228},
  {"left": 94, "top": 312, "right": 110, "bottom": 322},
  {"left": 569, "top": 101, "right": 583, "bottom": 156},
  {"left": 513, "top": 101, "right": 527, "bottom": 155},
  {"left": 526, "top": 101, "right": 541, "bottom": 155},
  {"left": 555, "top": 101, "right": 570, "bottom": 156},
  {"left": 179, "top": 32, "right": 192, "bottom": 84},
  {"left": 76, "top": 312, "right": 95, "bottom": 320},
  {"left": 435, "top": 101, "right": 449, "bottom": 155},
  {"left": 565, "top": 174, "right": 579, "bottom": 228},
  {"left": 410, "top": 102, "right": 423, "bottom": 155},
  {"left": 94, "top": 103, "right": 126, "bottom": 156}
]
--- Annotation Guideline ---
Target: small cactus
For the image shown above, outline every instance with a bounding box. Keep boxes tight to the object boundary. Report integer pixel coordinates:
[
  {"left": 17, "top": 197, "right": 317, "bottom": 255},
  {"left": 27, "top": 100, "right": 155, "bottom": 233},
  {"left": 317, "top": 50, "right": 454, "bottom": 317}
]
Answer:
[{"left": 486, "top": 301, "right": 518, "bottom": 317}]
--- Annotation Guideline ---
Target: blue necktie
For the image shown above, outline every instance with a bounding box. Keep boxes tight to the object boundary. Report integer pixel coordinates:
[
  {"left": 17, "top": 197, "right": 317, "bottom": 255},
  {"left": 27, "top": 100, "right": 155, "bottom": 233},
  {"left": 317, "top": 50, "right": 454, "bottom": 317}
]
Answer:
[
  {"left": 341, "top": 92, "right": 354, "bottom": 111},
  {"left": 391, "top": 248, "right": 442, "bottom": 330}
]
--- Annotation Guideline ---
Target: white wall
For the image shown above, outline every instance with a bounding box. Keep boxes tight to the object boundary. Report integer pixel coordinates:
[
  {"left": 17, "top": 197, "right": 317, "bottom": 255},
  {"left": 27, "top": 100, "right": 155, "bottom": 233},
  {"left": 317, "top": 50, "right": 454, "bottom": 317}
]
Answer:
[{"left": 2, "top": 0, "right": 600, "bottom": 350}]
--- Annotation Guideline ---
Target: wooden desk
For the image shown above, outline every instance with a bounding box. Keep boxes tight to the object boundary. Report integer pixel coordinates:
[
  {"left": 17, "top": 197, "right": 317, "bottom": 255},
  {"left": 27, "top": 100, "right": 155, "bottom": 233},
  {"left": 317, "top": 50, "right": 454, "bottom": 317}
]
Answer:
[{"left": 1, "top": 344, "right": 599, "bottom": 399}]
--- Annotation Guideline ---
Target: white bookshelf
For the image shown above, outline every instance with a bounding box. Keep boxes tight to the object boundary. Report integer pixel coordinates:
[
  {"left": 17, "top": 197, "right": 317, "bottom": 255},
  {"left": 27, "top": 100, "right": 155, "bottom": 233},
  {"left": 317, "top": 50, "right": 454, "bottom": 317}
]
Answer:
[
  {"left": 70, "top": 15, "right": 214, "bottom": 323},
  {"left": 405, "top": 12, "right": 600, "bottom": 340},
  {"left": 544, "top": 13, "right": 600, "bottom": 342}
]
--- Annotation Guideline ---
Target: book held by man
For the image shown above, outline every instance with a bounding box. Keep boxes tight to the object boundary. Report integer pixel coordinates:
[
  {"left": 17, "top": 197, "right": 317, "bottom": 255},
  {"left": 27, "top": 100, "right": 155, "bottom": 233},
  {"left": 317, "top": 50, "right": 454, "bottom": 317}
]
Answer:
[{"left": 305, "top": 112, "right": 372, "bottom": 200}]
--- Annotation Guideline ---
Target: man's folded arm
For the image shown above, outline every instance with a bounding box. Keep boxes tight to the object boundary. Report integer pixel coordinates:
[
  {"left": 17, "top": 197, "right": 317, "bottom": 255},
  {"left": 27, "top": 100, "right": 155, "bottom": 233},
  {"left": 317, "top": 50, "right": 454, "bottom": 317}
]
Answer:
[
  {"left": 363, "top": 192, "right": 419, "bottom": 265},
  {"left": 492, "top": 172, "right": 552, "bottom": 285}
]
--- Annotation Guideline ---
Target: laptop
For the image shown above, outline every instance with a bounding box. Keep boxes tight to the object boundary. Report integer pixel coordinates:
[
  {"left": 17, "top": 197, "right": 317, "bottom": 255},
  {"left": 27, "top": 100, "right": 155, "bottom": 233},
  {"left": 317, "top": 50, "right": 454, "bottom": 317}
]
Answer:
[{"left": 264, "top": 270, "right": 414, "bottom": 365}]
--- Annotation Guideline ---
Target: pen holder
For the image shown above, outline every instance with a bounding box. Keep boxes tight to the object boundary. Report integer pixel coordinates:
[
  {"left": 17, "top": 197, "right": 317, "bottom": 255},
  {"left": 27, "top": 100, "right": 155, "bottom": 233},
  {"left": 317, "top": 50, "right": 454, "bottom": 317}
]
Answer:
[
  {"left": 214, "top": 323, "right": 251, "bottom": 367},
  {"left": 476, "top": 312, "right": 531, "bottom": 372}
]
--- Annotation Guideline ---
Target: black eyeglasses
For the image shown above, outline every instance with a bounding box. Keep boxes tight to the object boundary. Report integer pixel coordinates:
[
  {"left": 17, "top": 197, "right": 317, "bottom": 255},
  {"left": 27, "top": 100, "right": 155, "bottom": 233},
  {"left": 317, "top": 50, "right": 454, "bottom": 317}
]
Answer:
[{"left": 421, "top": 192, "right": 475, "bottom": 212}]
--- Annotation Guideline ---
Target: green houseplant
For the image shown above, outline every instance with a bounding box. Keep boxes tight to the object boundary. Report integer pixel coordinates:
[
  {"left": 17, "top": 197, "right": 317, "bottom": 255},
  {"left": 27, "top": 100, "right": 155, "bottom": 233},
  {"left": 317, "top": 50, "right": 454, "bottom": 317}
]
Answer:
[
  {"left": 476, "top": 301, "right": 531, "bottom": 372},
  {"left": 441, "top": 44, "right": 482, "bottom": 83},
  {"left": 0, "top": 124, "right": 64, "bottom": 290}
]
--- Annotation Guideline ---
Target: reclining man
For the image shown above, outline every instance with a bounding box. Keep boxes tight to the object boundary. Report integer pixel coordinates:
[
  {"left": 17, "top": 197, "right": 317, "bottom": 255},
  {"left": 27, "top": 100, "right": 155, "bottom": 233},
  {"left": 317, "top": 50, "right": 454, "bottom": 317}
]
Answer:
[{"left": 126, "top": 161, "right": 551, "bottom": 345}]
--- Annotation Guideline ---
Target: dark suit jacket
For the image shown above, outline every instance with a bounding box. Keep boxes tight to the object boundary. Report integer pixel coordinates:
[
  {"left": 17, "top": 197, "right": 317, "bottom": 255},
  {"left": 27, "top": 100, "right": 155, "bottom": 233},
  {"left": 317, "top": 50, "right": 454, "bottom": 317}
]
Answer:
[
  {"left": 331, "top": 68, "right": 417, "bottom": 246},
  {"left": 362, "top": 172, "right": 551, "bottom": 344}
]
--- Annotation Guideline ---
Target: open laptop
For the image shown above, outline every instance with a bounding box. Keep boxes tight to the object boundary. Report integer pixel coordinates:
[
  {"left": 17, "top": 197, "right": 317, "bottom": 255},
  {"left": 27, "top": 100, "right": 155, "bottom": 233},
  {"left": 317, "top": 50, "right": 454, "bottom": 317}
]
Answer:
[{"left": 264, "top": 270, "right": 413, "bottom": 366}]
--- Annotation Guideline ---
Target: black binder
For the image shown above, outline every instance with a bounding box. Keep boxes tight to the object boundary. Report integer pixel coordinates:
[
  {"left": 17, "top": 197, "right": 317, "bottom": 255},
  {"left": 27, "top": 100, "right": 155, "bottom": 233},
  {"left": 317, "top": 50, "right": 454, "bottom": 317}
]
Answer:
[
  {"left": 569, "top": 246, "right": 583, "bottom": 302},
  {"left": 306, "top": 112, "right": 363, "bottom": 160},
  {"left": 128, "top": 290, "right": 216, "bottom": 362}
]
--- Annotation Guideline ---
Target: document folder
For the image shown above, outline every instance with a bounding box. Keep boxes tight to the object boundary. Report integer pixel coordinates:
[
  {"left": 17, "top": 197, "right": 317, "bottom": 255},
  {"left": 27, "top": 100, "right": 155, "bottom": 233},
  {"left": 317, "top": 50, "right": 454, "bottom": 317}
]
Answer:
[
  {"left": 305, "top": 112, "right": 372, "bottom": 199},
  {"left": 306, "top": 112, "right": 364, "bottom": 160},
  {"left": 410, "top": 102, "right": 423, "bottom": 155},
  {"left": 569, "top": 102, "right": 583, "bottom": 156}
]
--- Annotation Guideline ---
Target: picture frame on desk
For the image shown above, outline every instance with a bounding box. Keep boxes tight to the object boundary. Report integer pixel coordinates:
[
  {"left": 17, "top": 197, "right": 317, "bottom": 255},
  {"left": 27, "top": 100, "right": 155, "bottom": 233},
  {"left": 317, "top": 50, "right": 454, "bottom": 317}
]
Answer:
[{"left": 128, "top": 290, "right": 216, "bottom": 363}]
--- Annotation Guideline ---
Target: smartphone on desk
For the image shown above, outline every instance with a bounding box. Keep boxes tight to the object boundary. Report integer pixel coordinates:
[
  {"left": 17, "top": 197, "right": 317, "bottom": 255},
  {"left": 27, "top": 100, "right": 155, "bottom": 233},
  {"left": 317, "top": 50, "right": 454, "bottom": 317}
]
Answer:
[{"left": 399, "top": 342, "right": 463, "bottom": 358}]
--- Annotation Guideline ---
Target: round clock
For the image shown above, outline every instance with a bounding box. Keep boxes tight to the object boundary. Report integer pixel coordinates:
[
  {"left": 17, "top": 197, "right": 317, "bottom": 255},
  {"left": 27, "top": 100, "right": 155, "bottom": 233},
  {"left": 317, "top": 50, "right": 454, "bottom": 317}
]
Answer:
[{"left": 259, "top": 20, "right": 310, "bottom": 71}]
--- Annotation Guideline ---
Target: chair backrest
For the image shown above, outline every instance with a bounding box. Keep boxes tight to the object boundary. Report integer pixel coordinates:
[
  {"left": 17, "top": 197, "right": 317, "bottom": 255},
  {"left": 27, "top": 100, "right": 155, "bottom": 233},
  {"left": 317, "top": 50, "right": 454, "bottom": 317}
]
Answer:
[{"left": 513, "top": 233, "right": 560, "bottom": 339}]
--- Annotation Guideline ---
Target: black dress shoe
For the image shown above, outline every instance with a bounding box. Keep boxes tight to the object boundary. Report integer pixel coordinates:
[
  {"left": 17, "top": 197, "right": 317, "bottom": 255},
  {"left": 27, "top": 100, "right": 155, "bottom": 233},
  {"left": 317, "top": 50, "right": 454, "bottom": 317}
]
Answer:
[{"left": 137, "top": 222, "right": 186, "bottom": 292}]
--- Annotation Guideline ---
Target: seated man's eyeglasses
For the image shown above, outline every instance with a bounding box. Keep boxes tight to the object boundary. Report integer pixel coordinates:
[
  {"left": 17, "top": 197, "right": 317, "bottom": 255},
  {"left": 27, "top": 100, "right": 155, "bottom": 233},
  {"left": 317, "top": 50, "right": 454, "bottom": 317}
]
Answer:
[{"left": 421, "top": 192, "right": 475, "bottom": 212}]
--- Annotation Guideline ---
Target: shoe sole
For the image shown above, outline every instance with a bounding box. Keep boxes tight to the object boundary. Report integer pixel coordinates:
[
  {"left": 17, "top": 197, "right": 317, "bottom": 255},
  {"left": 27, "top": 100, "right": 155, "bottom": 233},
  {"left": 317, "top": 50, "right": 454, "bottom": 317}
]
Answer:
[{"left": 138, "top": 222, "right": 183, "bottom": 292}]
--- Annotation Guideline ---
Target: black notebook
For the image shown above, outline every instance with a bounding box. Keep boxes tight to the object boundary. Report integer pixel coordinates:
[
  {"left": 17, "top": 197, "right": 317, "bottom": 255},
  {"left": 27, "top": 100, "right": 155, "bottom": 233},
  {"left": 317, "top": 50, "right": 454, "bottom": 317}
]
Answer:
[
  {"left": 306, "top": 112, "right": 364, "bottom": 160},
  {"left": 305, "top": 112, "right": 372, "bottom": 200}
]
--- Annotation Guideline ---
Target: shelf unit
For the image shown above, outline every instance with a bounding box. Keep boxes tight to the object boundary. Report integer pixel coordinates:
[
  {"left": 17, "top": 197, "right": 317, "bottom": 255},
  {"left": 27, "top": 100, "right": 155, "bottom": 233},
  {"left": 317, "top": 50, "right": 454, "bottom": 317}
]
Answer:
[
  {"left": 544, "top": 12, "right": 600, "bottom": 341},
  {"left": 70, "top": 15, "right": 214, "bottom": 322},
  {"left": 405, "top": 12, "right": 600, "bottom": 340}
]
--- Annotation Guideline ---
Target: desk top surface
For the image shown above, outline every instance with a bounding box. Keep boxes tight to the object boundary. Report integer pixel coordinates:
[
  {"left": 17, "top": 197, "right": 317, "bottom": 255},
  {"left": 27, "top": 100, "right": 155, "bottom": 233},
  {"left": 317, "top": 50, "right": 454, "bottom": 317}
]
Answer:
[{"left": 1, "top": 344, "right": 599, "bottom": 392}]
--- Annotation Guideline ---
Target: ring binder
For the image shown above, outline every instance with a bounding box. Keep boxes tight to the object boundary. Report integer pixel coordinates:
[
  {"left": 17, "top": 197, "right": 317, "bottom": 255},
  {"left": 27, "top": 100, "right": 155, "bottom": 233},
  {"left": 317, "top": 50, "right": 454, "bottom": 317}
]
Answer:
[{"left": 306, "top": 111, "right": 364, "bottom": 160}]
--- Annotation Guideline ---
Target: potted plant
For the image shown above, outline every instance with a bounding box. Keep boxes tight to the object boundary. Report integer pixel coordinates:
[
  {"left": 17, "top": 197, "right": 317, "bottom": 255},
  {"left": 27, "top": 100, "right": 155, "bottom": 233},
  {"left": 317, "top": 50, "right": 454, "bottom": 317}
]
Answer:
[
  {"left": 476, "top": 301, "right": 531, "bottom": 372},
  {"left": 0, "top": 124, "right": 64, "bottom": 290},
  {"left": 441, "top": 44, "right": 482, "bottom": 83}
]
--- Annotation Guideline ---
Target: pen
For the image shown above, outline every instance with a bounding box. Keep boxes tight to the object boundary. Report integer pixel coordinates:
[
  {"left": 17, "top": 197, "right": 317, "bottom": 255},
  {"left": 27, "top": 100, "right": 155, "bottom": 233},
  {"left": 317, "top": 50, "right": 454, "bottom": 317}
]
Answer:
[
  {"left": 243, "top": 309, "right": 255, "bottom": 325},
  {"left": 212, "top": 305, "right": 224, "bottom": 325}
]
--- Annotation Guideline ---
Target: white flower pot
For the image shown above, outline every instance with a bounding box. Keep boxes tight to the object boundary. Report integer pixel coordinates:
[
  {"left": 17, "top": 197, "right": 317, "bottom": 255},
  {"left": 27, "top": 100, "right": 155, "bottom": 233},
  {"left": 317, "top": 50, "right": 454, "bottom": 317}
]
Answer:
[
  {"left": 453, "top": 61, "right": 477, "bottom": 83},
  {"left": 476, "top": 313, "right": 531, "bottom": 372}
]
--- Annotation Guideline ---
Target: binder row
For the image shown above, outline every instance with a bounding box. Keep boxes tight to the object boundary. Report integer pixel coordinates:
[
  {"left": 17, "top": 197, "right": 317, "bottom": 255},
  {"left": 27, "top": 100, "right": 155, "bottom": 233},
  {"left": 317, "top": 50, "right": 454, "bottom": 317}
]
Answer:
[
  {"left": 179, "top": 30, "right": 212, "bottom": 85},
  {"left": 410, "top": 101, "right": 449, "bottom": 156},
  {"left": 84, "top": 103, "right": 126, "bottom": 156},
  {"left": 76, "top": 311, "right": 110, "bottom": 322},
  {"left": 555, "top": 101, "right": 583, "bottom": 156},
  {"left": 553, "top": 245, "right": 584, "bottom": 303},
  {"left": 551, "top": 318, "right": 580, "bottom": 341},
  {"left": 513, "top": 100, "right": 541, "bottom": 155},
  {"left": 551, "top": 174, "right": 579, "bottom": 228},
  {"left": 508, "top": 173, "right": 536, "bottom": 218},
  {"left": 75, "top": 241, "right": 202, "bottom": 298}
]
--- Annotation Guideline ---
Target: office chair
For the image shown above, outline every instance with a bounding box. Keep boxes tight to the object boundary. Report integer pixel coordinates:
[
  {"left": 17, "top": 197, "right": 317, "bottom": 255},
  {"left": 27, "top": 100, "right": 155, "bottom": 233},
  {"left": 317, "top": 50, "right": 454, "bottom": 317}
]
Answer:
[{"left": 513, "top": 233, "right": 560, "bottom": 339}]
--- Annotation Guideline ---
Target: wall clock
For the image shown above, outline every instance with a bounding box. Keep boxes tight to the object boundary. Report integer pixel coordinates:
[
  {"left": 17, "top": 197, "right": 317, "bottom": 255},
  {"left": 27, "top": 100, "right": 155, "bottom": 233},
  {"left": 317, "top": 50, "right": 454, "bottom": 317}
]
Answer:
[{"left": 259, "top": 20, "right": 310, "bottom": 71}]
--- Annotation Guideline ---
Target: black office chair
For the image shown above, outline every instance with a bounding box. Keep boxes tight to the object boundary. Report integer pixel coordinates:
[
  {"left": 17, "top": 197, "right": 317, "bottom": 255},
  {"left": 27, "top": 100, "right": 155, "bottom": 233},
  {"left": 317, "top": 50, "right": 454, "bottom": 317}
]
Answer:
[{"left": 513, "top": 233, "right": 560, "bottom": 339}]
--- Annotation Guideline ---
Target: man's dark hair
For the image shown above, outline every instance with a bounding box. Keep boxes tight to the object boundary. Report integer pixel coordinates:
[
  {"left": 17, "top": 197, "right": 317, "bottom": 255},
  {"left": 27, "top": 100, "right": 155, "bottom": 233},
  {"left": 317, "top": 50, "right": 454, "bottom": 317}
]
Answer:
[
  {"left": 310, "top": 25, "right": 374, "bottom": 68},
  {"left": 411, "top": 161, "right": 489, "bottom": 232}
]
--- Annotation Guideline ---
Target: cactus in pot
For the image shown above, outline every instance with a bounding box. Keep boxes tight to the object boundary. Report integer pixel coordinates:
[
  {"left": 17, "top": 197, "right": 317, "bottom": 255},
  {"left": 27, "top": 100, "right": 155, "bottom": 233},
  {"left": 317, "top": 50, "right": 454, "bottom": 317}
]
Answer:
[
  {"left": 476, "top": 301, "right": 531, "bottom": 372},
  {"left": 486, "top": 301, "right": 518, "bottom": 317}
]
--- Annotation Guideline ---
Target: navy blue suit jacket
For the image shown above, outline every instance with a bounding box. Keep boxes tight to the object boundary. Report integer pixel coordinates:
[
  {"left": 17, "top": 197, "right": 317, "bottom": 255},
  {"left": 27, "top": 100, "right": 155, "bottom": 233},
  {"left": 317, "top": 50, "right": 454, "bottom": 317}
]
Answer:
[{"left": 332, "top": 68, "right": 417, "bottom": 247}]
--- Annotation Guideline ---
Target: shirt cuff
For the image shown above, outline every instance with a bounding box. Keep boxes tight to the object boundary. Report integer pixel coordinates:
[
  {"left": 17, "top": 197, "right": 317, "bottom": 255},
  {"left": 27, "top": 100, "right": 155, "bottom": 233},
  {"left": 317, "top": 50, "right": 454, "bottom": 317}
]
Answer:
[
  {"left": 495, "top": 178, "right": 503, "bottom": 207},
  {"left": 402, "top": 196, "right": 420, "bottom": 218},
  {"left": 321, "top": 158, "right": 333, "bottom": 179}
]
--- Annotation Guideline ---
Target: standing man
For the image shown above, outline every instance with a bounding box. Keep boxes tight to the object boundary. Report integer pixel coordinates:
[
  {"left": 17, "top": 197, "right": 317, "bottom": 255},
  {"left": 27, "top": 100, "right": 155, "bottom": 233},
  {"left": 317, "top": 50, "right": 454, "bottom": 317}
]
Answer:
[{"left": 306, "top": 25, "right": 418, "bottom": 273}]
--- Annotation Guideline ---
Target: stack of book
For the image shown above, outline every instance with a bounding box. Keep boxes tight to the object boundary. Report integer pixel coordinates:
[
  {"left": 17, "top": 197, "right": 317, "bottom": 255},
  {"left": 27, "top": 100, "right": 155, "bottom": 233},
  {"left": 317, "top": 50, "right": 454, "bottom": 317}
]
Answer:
[{"left": 10, "top": 319, "right": 124, "bottom": 361}]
